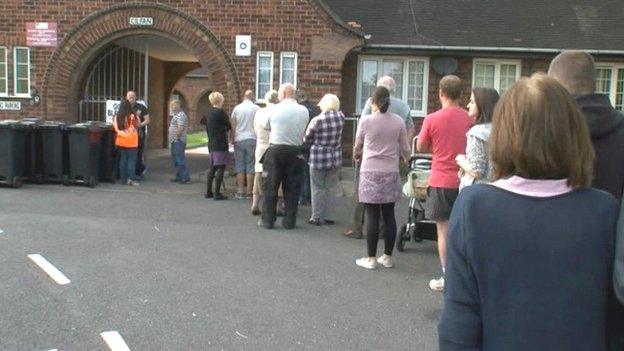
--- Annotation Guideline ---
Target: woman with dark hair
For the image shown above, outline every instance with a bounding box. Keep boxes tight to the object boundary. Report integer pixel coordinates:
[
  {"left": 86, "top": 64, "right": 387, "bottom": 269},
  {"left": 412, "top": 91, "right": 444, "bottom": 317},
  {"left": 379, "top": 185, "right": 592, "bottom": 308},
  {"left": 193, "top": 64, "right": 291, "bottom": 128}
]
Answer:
[
  {"left": 439, "top": 74, "right": 617, "bottom": 350},
  {"left": 113, "top": 98, "right": 140, "bottom": 186},
  {"left": 353, "top": 87, "right": 410, "bottom": 270},
  {"left": 456, "top": 87, "right": 499, "bottom": 191}
]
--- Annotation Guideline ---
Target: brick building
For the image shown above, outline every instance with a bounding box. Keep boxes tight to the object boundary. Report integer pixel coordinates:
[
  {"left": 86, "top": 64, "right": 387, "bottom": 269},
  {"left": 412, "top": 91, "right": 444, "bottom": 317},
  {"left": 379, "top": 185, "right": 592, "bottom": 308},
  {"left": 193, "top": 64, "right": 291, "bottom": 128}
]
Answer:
[
  {"left": 1, "top": 1, "right": 624, "bottom": 149},
  {"left": 0, "top": 1, "right": 363, "bottom": 148}
]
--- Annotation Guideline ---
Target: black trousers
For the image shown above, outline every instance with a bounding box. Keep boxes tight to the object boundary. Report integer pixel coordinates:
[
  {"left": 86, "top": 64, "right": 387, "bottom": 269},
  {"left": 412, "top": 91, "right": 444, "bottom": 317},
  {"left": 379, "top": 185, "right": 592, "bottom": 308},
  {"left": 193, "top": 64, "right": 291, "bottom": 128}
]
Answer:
[
  {"left": 365, "top": 203, "right": 397, "bottom": 257},
  {"left": 261, "top": 145, "right": 304, "bottom": 229}
]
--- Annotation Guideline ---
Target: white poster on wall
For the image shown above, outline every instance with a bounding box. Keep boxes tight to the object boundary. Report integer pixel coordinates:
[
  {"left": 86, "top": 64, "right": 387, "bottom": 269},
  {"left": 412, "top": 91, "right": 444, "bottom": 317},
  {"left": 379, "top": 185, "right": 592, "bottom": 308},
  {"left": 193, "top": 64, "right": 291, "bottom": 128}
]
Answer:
[
  {"left": 106, "top": 100, "right": 147, "bottom": 124},
  {"left": 235, "top": 35, "right": 251, "bottom": 56}
]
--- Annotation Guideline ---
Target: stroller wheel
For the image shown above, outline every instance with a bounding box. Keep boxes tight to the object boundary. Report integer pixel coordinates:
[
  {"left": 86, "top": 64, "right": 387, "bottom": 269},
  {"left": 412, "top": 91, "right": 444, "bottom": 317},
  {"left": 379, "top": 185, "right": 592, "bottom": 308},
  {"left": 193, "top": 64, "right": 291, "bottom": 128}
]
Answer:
[{"left": 396, "top": 224, "right": 407, "bottom": 252}]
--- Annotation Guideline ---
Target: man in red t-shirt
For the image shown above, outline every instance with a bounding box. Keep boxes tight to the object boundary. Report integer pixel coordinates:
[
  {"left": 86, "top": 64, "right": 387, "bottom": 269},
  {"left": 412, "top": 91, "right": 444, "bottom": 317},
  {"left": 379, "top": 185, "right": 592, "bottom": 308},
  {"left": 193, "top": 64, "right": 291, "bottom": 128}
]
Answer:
[{"left": 417, "top": 75, "right": 472, "bottom": 292}]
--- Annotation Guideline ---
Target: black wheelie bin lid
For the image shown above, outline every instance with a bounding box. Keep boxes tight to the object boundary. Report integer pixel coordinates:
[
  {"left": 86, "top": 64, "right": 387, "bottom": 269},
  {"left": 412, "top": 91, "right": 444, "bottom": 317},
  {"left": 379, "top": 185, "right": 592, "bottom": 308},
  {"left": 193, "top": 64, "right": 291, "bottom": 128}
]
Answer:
[{"left": 0, "top": 120, "right": 29, "bottom": 130}]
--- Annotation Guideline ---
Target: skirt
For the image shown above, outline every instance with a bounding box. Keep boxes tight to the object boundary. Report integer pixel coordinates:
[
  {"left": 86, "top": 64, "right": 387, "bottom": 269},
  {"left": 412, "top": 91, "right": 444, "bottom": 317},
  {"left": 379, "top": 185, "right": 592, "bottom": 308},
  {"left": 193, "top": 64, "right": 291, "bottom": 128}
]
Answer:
[
  {"left": 210, "top": 151, "right": 229, "bottom": 166},
  {"left": 358, "top": 171, "right": 401, "bottom": 204}
]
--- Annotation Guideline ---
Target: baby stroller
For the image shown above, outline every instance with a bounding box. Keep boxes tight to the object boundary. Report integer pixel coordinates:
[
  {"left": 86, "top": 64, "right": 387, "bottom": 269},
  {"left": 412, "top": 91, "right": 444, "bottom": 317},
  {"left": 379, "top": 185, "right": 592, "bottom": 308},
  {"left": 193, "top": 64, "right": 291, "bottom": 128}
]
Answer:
[{"left": 396, "top": 153, "right": 437, "bottom": 251}]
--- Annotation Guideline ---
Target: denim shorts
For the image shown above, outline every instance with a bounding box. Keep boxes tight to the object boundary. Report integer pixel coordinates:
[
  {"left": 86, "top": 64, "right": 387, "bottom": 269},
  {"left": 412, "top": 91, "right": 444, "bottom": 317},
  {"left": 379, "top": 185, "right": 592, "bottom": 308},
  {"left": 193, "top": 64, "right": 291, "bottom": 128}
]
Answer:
[{"left": 234, "top": 139, "right": 256, "bottom": 174}]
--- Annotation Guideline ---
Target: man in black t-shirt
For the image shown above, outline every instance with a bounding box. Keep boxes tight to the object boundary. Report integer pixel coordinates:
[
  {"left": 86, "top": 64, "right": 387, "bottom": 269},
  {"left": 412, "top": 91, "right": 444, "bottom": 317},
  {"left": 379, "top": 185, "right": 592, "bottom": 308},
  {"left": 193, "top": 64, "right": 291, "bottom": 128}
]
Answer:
[{"left": 126, "top": 91, "right": 150, "bottom": 177}]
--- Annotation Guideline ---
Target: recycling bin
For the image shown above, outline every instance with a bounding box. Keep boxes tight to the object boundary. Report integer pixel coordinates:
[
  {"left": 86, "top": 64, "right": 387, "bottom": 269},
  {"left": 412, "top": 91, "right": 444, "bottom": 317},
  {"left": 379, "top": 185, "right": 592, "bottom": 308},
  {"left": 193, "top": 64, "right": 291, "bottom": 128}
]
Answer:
[
  {"left": 39, "top": 121, "right": 69, "bottom": 184},
  {"left": 18, "top": 118, "right": 43, "bottom": 183},
  {"left": 67, "top": 122, "right": 106, "bottom": 187},
  {"left": 0, "top": 120, "right": 29, "bottom": 188}
]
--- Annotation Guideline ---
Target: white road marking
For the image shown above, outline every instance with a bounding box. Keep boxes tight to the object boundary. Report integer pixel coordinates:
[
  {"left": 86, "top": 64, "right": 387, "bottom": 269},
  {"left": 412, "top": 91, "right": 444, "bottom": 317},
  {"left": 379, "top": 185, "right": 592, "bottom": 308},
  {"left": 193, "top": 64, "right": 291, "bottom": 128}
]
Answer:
[
  {"left": 27, "top": 254, "right": 71, "bottom": 285},
  {"left": 101, "top": 331, "right": 131, "bottom": 351},
  {"left": 235, "top": 331, "right": 248, "bottom": 339}
]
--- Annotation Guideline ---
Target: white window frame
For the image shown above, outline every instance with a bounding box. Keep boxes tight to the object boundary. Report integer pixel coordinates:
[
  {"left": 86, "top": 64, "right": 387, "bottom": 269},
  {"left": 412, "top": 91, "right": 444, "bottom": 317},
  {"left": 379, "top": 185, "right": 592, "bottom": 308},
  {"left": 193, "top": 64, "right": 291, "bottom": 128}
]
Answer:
[
  {"left": 13, "top": 46, "right": 31, "bottom": 98},
  {"left": 279, "top": 52, "right": 298, "bottom": 87},
  {"left": 255, "top": 51, "right": 274, "bottom": 101},
  {"left": 0, "top": 47, "right": 7, "bottom": 97},
  {"left": 472, "top": 58, "right": 521, "bottom": 93},
  {"left": 355, "top": 55, "right": 430, "bottom": 117},
  {"left": 595, "top": 62, "right": 624, "bottom": 110}
]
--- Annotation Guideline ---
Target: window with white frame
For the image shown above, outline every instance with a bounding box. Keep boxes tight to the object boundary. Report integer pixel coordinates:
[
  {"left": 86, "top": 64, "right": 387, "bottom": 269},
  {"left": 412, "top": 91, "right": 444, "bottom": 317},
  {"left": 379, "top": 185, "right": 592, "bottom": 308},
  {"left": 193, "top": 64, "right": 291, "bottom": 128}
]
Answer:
[
  {"left": 280, "top": 52, "right": 297, "bottom": 87},
  {"left": 596, "top": 64, "right": 624, "bottom": 112},
  {"left": 472, "top": 59, "right": 521, "bottom": 95},
  {"left": 256, "top": 51, "right": 273, "bottom": 101},
  {"left": 0, "top": 47, "right": 7, "bottom": 96},
  {"left": 357, "top": 56, "right": 429, "bottom": 116},
  {"left": 14, "top": 47, "right": 30, "bottom": 97}
]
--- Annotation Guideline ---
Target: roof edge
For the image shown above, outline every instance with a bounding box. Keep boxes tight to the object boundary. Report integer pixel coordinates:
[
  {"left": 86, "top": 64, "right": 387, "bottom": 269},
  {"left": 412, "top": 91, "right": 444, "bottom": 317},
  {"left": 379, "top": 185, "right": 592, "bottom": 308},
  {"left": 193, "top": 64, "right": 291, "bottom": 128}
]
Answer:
[
  {"left": 367, "top": 44, "right": 624, "bottom": 55},
  {"left": 312, "top": 0, "right": 365, "bottom": 38}
]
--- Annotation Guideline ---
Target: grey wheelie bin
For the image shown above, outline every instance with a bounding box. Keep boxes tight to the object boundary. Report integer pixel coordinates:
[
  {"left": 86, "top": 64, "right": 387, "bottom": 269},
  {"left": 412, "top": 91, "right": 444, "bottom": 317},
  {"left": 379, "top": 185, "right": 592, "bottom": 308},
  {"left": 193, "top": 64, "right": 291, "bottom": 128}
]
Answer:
[
  {"left": 0, "top": 120, "right": 29, "bottom": 188},
  {"left": 39, "top": 121, "right": 69, "bottom": 184},
  {"left": 18, "top": 118, "right": 43, "bottom": 183},
  {"left": 67, "top": 122, "right": 106, "bottom": 187}
]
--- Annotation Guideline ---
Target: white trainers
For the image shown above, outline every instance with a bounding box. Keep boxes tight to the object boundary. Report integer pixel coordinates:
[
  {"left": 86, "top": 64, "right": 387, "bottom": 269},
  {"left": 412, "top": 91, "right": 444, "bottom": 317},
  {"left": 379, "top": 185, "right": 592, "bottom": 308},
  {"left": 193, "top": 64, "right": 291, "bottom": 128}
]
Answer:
[
  {"left": 356, "top": 257, "right": 377, "bottom": 270},
  {"left": 376, "top": 254, "right": 394, "bottom": 268},
  {"left": 429, "top": 277, "right": 445, "bottom": 292},
  {"left": 127, "top": 179, "right": 140, "bottom": 186}
]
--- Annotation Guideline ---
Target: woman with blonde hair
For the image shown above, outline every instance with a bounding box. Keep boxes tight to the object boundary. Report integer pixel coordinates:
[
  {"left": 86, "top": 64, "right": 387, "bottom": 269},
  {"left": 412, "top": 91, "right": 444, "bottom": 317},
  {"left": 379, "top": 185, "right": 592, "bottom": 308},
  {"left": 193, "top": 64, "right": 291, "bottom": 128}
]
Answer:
[
  {"left": 303, "top": 93, "right": 345, "bottom": 225},
  {"left": 439, "top": 74, "right": 618, "bottom": 350},
  {"left": 203, "top": 91, "right": 231, "bottom": 200}
]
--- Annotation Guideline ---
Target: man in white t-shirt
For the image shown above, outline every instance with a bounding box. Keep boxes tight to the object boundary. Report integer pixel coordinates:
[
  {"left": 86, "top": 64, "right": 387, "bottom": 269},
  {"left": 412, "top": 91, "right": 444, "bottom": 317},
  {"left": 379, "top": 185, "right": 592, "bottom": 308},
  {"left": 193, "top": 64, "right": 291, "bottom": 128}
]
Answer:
[
  {"left": 231, "top": 90, "right": 260, "bottom": 198},
  {"left": 260, "top": 83, "right": 309, "bottom": 229}
]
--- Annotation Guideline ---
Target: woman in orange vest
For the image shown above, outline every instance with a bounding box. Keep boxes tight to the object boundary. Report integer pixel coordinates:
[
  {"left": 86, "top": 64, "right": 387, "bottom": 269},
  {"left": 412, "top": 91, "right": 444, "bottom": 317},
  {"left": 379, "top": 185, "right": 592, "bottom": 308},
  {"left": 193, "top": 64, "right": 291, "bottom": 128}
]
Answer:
[{"left": 113, "top": 98, "right": 140, "bottom": 186}]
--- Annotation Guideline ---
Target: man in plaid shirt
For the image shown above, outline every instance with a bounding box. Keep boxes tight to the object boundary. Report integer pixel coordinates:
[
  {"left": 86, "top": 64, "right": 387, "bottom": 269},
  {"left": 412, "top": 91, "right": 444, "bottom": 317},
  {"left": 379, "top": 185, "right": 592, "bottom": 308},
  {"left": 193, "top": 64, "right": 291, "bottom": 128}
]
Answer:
[{"left": 303, "top": 94, "right": 345, "bottom": 225}]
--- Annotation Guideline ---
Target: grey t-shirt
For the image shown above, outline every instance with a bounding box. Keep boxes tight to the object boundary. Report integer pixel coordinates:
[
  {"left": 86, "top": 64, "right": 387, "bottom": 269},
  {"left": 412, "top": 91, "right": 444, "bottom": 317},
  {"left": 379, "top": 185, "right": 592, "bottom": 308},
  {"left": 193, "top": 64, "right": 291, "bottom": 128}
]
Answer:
[
  {"left": 264, "top": 99, "right": 309, "bottom": 146},
  {"left": 168, "top": 111, "right": 188, "bottom": 143},
  {"left": 362, "top": 96, "right": 414, "bottom": 130},
  {"left": 231, "top": 99, "right": 260, "bottom": 142}
]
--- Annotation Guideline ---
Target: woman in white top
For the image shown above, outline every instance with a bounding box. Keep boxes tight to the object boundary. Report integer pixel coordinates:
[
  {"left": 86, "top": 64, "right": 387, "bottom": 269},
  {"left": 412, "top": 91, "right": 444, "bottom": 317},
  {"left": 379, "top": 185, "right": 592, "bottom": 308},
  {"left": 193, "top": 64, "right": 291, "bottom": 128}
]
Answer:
[{"left": 251, "top": 90, "right": 279, "bottom": 215}]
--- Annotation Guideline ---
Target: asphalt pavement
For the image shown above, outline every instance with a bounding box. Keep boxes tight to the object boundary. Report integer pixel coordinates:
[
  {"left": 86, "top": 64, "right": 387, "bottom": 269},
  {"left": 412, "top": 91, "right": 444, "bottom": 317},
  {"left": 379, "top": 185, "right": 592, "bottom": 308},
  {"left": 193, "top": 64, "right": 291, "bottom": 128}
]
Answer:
[{"left": 0, "top": 149, "right": 443, "bottom": 350}]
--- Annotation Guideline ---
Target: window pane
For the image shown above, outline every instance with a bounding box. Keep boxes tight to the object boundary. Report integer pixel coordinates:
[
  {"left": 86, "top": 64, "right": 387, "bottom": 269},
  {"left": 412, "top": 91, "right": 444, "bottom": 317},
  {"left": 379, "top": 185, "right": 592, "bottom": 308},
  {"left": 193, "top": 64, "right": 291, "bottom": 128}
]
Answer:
[
  {"left": 596, "top": 68, "right": 612, "bottom": 95},
  {"left": 407, "top": 61, "right": 425, "bottom": 111},
  {"left": 382, "top": 60, "right": 404, "bottom": 98},
  {"left": 0, "top": 78, "right": 6, "bottom": 94},
  {"left": 16, "top": 79, "right": 28, "bottom": 95},
  {"left": 282, "top": 70, "right": 294, "bottom": 85},
  {"left": 281, "top": 55, "right": 296, "bottom": 85},
  {"left": 258, "top": 83, "right": 270, "bottom": 99},
  {"left": 616, "top": 69, "right": 624, "bottom": 112},
  {"left": 474, "top": 63, "right": 495, "bottom": 88},
  {"left": 16, "top": 48, "right": 28, "bottom": 64},
  {"left": 0, "top": 63, "right": 5, "bottom": 79},
  {"left": 282, "top": 56, "right": 294, "bottom": 70},
  {"left": 499, "top": 64, "right": 518, "bottom": 94},
  {"left": 360, "top": 60, "right": 378, "bottom": 110},
  {"left": 259, "top": 56, "right": 271, "bottom": 69},
  {"left": 17, "top": 64, "right": 28, "bottom": 79},
  {"left": 259, "top": 68, "right": 270, "bottom": 83}
]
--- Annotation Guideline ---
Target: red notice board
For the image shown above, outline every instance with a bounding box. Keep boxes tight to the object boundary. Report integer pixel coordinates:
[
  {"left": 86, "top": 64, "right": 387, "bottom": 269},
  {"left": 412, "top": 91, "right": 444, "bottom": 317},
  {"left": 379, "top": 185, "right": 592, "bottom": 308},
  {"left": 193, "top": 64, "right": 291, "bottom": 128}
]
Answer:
[{"left": 26, "top": 22, "right": 58, "bottom": 47}]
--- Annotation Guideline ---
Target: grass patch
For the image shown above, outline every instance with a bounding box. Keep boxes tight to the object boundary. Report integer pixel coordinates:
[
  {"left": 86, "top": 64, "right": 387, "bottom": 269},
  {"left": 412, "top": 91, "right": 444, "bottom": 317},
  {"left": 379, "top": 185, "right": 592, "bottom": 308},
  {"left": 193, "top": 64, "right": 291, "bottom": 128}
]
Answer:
[{"left": 186, "top": 131, "right": 208, "bottom": 149}]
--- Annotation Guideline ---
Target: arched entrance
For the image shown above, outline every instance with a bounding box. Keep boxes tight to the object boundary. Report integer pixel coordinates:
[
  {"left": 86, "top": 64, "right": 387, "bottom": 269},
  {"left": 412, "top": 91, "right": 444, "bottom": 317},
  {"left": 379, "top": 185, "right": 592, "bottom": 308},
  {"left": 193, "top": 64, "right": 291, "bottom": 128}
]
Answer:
[{"left": 43, "top": 2, "right": 241, "bottom": 147}]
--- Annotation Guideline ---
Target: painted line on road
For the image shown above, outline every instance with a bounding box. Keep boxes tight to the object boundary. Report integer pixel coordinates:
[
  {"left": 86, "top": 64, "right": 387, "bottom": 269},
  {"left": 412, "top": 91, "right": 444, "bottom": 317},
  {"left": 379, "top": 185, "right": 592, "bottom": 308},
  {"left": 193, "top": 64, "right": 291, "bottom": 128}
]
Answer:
[
  {"left": 27, "top": 254, "right": 71, "bottom": 286},
  {"left": 101, "top": 331, "right": 131, "bottom": 351}
]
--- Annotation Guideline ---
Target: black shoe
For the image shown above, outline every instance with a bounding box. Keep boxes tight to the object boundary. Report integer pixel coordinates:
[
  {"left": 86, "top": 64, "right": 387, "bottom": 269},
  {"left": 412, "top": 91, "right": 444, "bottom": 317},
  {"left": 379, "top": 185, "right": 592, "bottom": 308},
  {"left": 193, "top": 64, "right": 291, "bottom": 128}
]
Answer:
[
  {"left": 308, "top": 218, "right": 321, "bottom": 226},
  {"left": 205, "top": 191, "right": 214, "bottom": 199},
  {"left": 258, "top": 219, "right": 274, "bottom": 229},
  {"left": 276, "top": 209, "right": 284, "bottom": 217},
  {"left": 214, "top": 193, "right": 228, "bottom": 200},
  {"left": 324, "top": 220, "right": 335, "bottom": 225},
  {"left": 251, "top": 207, "right": 261, "bottom": 216}
]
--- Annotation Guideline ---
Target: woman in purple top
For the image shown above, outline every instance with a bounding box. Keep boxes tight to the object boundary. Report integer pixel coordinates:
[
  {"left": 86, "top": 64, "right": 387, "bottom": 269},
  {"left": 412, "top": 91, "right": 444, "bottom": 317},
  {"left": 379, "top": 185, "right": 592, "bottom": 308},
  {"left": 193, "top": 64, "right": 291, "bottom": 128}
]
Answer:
[{"left": 353, "top": 87, "right": 411, "bottom": 270}]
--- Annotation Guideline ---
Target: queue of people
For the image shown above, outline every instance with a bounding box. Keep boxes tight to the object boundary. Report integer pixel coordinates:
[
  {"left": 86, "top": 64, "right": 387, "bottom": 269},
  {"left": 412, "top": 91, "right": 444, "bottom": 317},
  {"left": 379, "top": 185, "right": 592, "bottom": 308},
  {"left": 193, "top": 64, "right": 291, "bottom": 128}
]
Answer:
[{"left": 109, "top": 49, "right": 624, "bottom": 350}]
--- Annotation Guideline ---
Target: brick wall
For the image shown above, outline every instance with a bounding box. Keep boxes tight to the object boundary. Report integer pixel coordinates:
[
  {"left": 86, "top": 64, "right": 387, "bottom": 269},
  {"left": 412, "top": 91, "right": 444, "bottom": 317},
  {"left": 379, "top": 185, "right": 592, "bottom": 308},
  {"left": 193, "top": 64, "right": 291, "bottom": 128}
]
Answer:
[{"left": 0, "top": 1, "right": 363, "bottom": 136}]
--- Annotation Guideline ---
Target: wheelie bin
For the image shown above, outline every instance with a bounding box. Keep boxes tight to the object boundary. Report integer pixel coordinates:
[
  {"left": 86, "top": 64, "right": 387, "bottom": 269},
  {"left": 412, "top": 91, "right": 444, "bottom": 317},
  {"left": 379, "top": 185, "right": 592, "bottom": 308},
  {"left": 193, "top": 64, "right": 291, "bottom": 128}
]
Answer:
[
  {"left": 66, "top": 122, "right": 106, "bottom": 188},
  {"left": 39, "top": 121, "right": 69, "bottom": 184},
  {"left": 18, "top": 118, "right": 43, "bottom": 183},
  {"left": 94, "top": 122, "right": 117, "bottom": 182},
  {"left": 0, "top": 120, "right": 29, "bottom": 188}
]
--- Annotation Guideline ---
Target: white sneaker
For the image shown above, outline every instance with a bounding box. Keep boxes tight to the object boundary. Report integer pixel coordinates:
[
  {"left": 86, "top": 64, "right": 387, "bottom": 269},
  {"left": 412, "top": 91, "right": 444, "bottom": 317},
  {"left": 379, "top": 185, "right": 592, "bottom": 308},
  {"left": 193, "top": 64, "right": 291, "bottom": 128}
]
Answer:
[
  {"left": 429, "top": 277, "right": 445, "bottom": 292},
  {"left": 127, "top": 179, "right": 140, "bottom": 186},
  {"left": 356, "top": 257, "right": 377, "bottom": 270},
  {"left": 376, "top": 254, "right": 394, "bottom": 268}
]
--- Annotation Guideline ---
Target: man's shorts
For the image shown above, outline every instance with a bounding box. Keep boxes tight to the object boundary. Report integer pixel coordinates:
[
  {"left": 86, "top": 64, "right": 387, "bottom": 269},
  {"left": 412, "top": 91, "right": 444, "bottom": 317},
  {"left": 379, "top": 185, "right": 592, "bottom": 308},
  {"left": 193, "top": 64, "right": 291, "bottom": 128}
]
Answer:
[
  {"left": 234, "top": 139, "right": 256, "bottom": 174},
  {"left": 425, "top": 186, "right": 459, "bottom": 221}
]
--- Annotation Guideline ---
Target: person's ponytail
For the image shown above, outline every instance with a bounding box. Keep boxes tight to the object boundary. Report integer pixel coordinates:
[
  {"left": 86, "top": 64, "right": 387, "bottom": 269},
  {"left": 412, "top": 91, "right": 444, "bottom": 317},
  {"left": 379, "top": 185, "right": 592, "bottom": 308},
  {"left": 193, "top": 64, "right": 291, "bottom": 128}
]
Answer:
[{"left": 372, "top": 87, "right": 390, "bottom": 113}]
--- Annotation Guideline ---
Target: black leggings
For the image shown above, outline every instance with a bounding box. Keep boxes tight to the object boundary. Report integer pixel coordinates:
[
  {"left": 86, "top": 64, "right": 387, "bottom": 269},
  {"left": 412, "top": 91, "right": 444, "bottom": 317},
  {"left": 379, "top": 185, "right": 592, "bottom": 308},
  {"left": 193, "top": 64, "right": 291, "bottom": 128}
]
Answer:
[
  {"left": 365, "top": 203, "right": 397, "bottom": 257},
  {"left": 206, "top": 164, "right": 226, "bottom": 194}
]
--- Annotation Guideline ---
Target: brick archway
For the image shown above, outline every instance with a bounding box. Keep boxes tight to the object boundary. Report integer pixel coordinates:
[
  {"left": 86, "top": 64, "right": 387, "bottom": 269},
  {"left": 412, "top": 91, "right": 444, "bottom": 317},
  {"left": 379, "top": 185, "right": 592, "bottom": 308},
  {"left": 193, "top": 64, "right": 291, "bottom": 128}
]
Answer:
[{"left": 42, "top": 2, "right": 241, "bottom": 121}]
